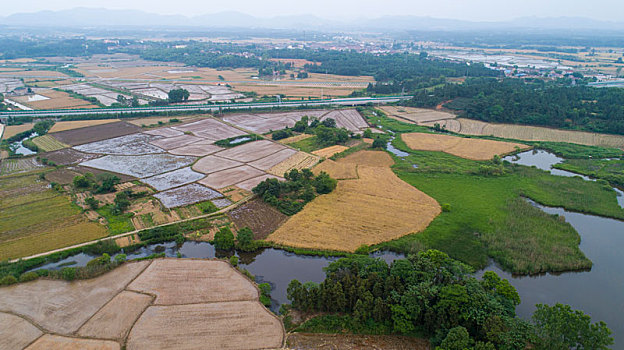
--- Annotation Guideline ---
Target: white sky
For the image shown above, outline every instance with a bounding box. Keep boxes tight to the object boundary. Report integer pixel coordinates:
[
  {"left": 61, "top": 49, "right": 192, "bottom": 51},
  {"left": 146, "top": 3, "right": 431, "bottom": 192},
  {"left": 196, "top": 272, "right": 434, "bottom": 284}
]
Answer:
[{"left": 3, "top": 0, "right": 623, "bottom": 22}]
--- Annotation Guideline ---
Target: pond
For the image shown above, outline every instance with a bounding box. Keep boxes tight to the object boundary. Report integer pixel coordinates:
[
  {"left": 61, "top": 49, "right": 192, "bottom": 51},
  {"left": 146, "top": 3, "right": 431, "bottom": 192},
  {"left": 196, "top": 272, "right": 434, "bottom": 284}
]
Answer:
[
  {"left": 504, "top": 149, "right": 623, "bottom": 208},
  {"left": 9, "top": 132, "right": 38, "bottom": 156}
]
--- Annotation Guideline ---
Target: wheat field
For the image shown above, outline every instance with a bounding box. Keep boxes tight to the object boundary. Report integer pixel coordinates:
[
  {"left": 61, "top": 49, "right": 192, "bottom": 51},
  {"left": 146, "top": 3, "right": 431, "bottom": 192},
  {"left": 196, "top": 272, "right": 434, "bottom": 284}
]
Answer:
[{"left": 401, "top": 132, "right": 529, "bottom": 160}]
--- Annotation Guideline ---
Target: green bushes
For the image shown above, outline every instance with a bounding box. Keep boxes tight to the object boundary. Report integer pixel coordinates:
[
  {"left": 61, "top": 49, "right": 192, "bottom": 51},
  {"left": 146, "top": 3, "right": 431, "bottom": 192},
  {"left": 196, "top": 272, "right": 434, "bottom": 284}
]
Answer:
[
  {"left": 258, "top": 282, "right": 272, "bottom": 307},
  {"left": 213, "top": 227, "right": 235, "bottom": 250},
  {"left": 229, "top": 256, "right": 239, "bottom": 266},
  {"left": 272, "top": 129, "right": 294, "bottom": 140},
  {"left": 236, "top": 227, "right": 255, "bottom": 251},
  {"left": 253, "top": 169, "right": 337, "bottom": 215},
  {"left": 0, "top": 275, "right": 18, "bottom": 286},
  {"left": 18, "top": 271, "right": 39, "bottom": 283}
]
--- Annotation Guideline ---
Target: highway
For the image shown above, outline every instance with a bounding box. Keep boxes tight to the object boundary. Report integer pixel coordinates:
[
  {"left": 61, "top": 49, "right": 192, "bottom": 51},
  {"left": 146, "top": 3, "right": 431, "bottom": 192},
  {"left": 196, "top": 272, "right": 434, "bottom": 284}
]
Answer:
[{"left": 0, "top": 95, "right": 410, "bottom": 119}]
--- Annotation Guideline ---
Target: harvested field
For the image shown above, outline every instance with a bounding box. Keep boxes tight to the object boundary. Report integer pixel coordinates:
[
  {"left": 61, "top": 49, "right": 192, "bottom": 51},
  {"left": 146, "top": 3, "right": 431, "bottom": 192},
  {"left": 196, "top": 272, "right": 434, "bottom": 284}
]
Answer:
[
  {"left": 51, "top": 122, "right": 141, "bottom": 146},
  {"left": 42, "top": 148, "right": 99, "bottom": 166},
  {"left": 401, "top": 132, "right": 529, "bottom": 160},
  {"left": 27, "top": 335, "right": 120, "bottom": 350},
  {"left": 71, "top": 165, "right": 136, "bottom": 182},
  {"left": 128, "top": 116, "right": 193, "bottom": 127},
  {"left": 312, "top": 145, "right": 349, "bottom": 158},
  {"left": 286, "top": 333, "right": 430, "bottom": 350},
  {"left": 216, "top": 140, "right": 287, "bottom": 162},
  {"left": 172, "top": 118, "right": 246, "bottom": 140},
  {"left": 80, "top": 154, "right": 196, "bottom": 178},
  {"left": 0, "top": 157, "right": 43, "bottom": 176},
  {"left": 142, "top": 167, "right": 205, "bottom": 191},
  {"left": 154, "top": 183, "right": 223, "bottom": 208},
  {"left": 268, "top": 151, "right": 441, "bottom": 252},
  {"left": 32, "top": 134, "right": 68, "bottom": 152},
  {"left": 0, "top": 312, "right": 43, "bottom": 350},
  {"left": 312, "top": 159, "right": 357, "bottom": 179},
  {"left": 199, "top": 165, "right": 265, "bottom": 189},
  {"left": 222, "top": 110, "right": 327, "bottom": 134},
  {"left": 278, "top": 133, "right": 314, "bottom": 144},
  {"left": 28, "top": 90, "right": 98, "bottom": 109},
  {"left": 78, "top": 291, "right": 153, "bottom": 341},
  {"left": 0, "top": 172, "right": 108, "bottom": 260},
  {"left": 144, "top": 127, "right": 185, "bottom": 138},
  {"left": 129, "top": 199, "right": 179, "bottom": 228},
  {"left": 228, "top": 199, "right": 288, "bottom": 239},
  {"left": 220, "top": 186, "right": 251, "bottom": 202},
  {"left": 48, "top": 119, "right": 120, "bottom": 133},
  {"left": 235, "top": 174, "right": 283, "bottom": 192},
  {"left": 169, "top": 143, "right": 224, "bottom": 157},
  {"left": 321, "top": 109, "right": 369, "bottom": 133},
  {"left": 44, "top": 168, "right": 82, "bottom": 184},
  {"left": 2, "top": 123, "right": 33, "bottom": 139},
  {"left": 424, "top": 118, "right": 624, "bottom": 149},
  {"left": 128, "top": 259, "right": 257, "bottom": 304},
  {"left": 74, "top": 133, "right": 164, "bottom": 155},
  {"left": 248, "top": 148, "right": 297, "bottom": 170},
  {"left": 192, "top": 155, "right": 243, "bottom": 174},
  {"left": 149, "top": 134, "right": 205, "bottom": 150},
  {"left": 127, "top": 301, "right": 283, "bottom": 350},
  {"left": 267, "top": 151, "right": 319, "bottom": 176},
  {"left": 379, "top": 105, "right": 456, "bottom": 125},
  {"left": 0, "top": 259, "right": 283, "bottom": 350},
  {"left": 0, "top": 261, "right": 149, "bottom": 334}
]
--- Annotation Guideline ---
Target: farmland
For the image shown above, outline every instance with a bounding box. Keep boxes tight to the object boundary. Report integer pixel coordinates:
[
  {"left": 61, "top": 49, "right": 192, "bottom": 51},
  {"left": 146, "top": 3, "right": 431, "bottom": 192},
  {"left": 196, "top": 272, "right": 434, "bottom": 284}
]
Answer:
[
  {"left": 1, "top": 123, "right": 34, "bottom": 140},
  {"left": 48, "top": 119, "right": 120, "bottom": 133},
  {"left": 228, "top": 199, "right": 288, "bottom": 239},
  {"left": 379, "top": 105, "right": 456, "bottom": 125},
  {"left": 312, "top": 145, "right": 349, "bottom": 158},
  {"left": 51, "top": 121, "right": 142, "bottom": 146},
  {"left": 267, "top": 151, "right": 441, "bottom": 252},
  {"left": 0, "top": 171, "right": 108, "bottom": 260},
  {"left": 426, "top": 118, "right": 624, "bottom": 149},
  {"left": 0, "top": 157, "right": 43, "bottom": 176},
  {"left": 31, "top": 134, "right": 68, "bottom": 152},
  {"left": 401, "top": 132, "right": 530, "bottom": 160},
  {"left": 0, "top": 259, "right": 284, "bottom": 349}
]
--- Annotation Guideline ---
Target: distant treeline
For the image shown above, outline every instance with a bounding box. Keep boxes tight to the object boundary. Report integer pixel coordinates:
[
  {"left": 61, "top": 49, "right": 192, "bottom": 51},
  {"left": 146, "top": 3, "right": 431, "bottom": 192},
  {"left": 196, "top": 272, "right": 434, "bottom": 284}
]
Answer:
[
  {"left": 410, "top": 78, "right": 624, "bottom": 135},
  {"left": 0, "top": 38, "right": 125, "bottom": 59}
]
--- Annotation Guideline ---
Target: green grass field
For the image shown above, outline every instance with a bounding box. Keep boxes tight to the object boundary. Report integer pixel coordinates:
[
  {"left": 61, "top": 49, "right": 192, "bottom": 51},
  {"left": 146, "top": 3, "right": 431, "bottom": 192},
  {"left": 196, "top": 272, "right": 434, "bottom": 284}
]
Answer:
[
  {"left": 96, "top": 205, "right": 135, "bottom": 235},
  {"left": 554, "top": 158, "right": 624, "bottom": 188},
  {"left": 290, "top": 135, "right": 324, "bottom": 152},
  {"left": 0, "top": 171, "right": 107, "bottom": 260}
]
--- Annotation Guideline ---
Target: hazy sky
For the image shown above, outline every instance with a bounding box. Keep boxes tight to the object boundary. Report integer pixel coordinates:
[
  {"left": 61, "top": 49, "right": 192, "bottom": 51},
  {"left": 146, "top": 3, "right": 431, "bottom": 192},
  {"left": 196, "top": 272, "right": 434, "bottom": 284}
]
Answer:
[{"left": 3, "top": 0, "right": 623, "bottom": 22}]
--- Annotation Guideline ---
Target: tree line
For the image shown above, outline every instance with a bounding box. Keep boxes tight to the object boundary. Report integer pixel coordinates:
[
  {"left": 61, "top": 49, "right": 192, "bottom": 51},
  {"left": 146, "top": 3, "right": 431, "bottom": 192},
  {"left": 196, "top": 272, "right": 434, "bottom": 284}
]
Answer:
[
  {"left": 410, "top": 78, "right": 624, "bottom": 135},
  {"left": 286, "top": 250, "right": 613, "bottom": 350}
]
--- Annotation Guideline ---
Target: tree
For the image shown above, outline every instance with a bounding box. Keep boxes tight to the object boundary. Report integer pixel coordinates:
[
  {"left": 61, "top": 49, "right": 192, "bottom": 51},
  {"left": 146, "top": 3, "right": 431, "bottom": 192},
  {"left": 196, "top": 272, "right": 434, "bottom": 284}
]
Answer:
[
  {"left": 214, "top": 226, "right": 235, "bottom": 250},
  {"left": 73, "top": 174, "right": 92, "bottom": 188},
  {"left": 236, "top": 227, "right": 254, "bottom": 251},
  {"left": 313, "top": 171, "right": 337, "bottom": 194},
  {"left": 168, "top": 88, "right": 190, "bottom": 103},
  {"left": 113, "top": 191, "right": 131, "bottom": 214},
  {"left": 85, "top": 196, "right": 99, "bottom": 210},
  {"left": 363, "top": 128, "right": 373, "bottom": 138},
  {"left": 532, "top": 303, "right": 613, "bottom": 350},
  {"left": 372, "top": 138, "right": 386, "bottom": 149},
  {"left": 439, "top": 326, "right": 473, "bottom": 350}
]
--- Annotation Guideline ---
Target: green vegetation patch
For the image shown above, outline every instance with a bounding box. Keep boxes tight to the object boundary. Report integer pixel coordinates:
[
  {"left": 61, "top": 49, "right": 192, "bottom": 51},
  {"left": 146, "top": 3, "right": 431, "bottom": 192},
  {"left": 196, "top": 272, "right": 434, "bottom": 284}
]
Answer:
[{"left": 554, "top": 158, "right": 624, "bottom": 188}]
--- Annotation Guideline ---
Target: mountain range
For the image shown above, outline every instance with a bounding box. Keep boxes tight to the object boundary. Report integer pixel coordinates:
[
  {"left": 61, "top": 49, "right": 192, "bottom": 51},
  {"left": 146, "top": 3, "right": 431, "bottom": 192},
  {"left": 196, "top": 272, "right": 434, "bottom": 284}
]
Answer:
[{"left": 1, "top": 8, "right": 624, "bottom": 32}]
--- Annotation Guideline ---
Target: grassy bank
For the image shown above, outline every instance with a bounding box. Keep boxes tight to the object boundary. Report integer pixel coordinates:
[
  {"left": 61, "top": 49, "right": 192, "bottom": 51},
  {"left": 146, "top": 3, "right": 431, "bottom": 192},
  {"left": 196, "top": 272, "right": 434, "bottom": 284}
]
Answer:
[{"left": 554, "top": 158, "right": 624, "bottom": 188}]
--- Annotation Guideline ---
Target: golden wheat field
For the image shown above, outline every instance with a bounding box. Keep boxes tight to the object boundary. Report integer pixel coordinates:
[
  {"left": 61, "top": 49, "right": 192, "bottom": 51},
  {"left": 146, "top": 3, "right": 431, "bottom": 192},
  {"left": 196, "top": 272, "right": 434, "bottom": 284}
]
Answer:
[
  {"left": 268, "top": 151, "right": 440, "bottom": 252},
  {"left": 312, "top": 145, "right": 349, "bottom": 158},
  {"left": 267, "top": 151, "right": 319, "bottom": 176},
  {"left": 401, "top": 132, "right": 529, "bottom": 160},
  {"left": 277, "top": 134, "right": 314, "bottom": 144},
  {"left": 379, "top": 106, "right": 456, "bottom": 124},
  {"left": 48, "top": 119, "right": 121, "bottom": 133},
  {"left": 2, "top": 123, "right": 34, "bottom": 139},
  {"left": 423, "top": 118, "right": 624, "bottom": 149},
  {"left": 312, "top": 160, "right": 357, "bottom": 180}
]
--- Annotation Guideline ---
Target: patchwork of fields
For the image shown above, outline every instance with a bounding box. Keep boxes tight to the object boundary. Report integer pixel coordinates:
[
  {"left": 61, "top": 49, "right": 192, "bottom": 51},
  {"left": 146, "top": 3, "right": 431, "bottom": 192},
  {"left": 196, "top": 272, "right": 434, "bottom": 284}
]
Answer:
[{"left": 0, "top": 259, "right": 283, "bottom": 350}]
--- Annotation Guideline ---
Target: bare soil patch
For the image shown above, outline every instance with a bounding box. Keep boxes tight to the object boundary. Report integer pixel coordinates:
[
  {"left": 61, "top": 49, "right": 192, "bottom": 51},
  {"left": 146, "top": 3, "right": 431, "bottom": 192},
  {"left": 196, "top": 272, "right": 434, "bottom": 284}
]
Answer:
[
  {"left": 173, "top": 118, "right": 246, "bottom": 141},
  {"left": 220, "top": 185, "right": 251, "bottom": 202},
  {"left": 49, "top": 119, "right": 120, "bottom": 133},
  {"left": 401, "top": 132, "right": 529, "bottom": 160},
  {"left": 127, "top": 301, "right": 282, "bottom": 350},
  {"left": 52, "top": 122, "right": 141, "bottom": 146},
  {"left": 192, "top": 155, "right": 243, "bottom": 174},
  {"left": 248, "top": 148, "right": 298, "bottom": 170},
  {"left": 169, "top": 143, "right": 224, "bottom": 157},
  {"left": 128, "top": 116, "right": 193, "bottom": 127},
  {"left": 26, "top": 334, "right": 120, "bottom": 350},
  {"left": 78, "top": 291, "right": 153, "bottom": 341},
  {"left": 215, "top": 140, "right": 287, "bottom": 162},
  {"left": 228, "top": 199, "right": 288, "bottom": 239},
  {"left": 42, "top": 148, "right": 99, "bottom": 166},
  {"left": 0, "top": 312, "right": 43, "bottom": 350},
  {"left": 74, "top": 133, "right": 163, "bottom": 155},
  {"left": 127, "top": 259, "right": 257, "bottom": 305},
  {"left": 286, "top": 333, "right": 429, "bottom": 350},
  {"left": 44, "top": 168, "right": 81, "bottom": 184},
  {"left": 143, "top": 127, "right": 185, "bottom": 137},
  {"left": 0, "top": 261, "right": 149, "bottom": 334},
  {"left": 199, "top": 165, "right": 265, "bottom": 189},
  {"left": 312, "top": 145, "right": 349, "bottom": 158},
  {"left": 235, "top": 174, "right": 283, "bottom": 192}
]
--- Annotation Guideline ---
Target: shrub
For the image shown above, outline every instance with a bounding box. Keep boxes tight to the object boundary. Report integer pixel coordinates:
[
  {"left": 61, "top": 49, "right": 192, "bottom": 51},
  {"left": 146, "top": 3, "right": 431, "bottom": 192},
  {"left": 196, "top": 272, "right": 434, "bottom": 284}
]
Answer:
[
  {"left": 61, "top": 267, "right": 76, "bottom": 281},
  {"left": 258, "top": 282, "right": 272, "bottom": 307},
  {"left": 229, "top": 256, "right": 239, "bottom": 266},
  {"left": 372, "top": 137, "right": 386, "bottom": 149},
  {"left": 0, "top": 275, "right": 18, "bottom": 286},
  {"left": 272, "top": 129, "right": 294, "bottom": 140},
  {"left": 355, "top": 244, "right": 370, "bottom": 255},
  {"left": 442, "top": 203, "right": 452, "bottom": 212},
  {"left": 18, "top": 271, "right": 39, "bottom": 283},
  {"left": 236, "top": 227, "right": 254, "bottom": 251},
  {"left": 214, "top": 227, "right": 235, "bottom": 250},
  {"left": 114, "top": 254, "right": 127, "bottom": 264},
  {"left": 85, "top": 196, "right": 99, "bottom": 210}
]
